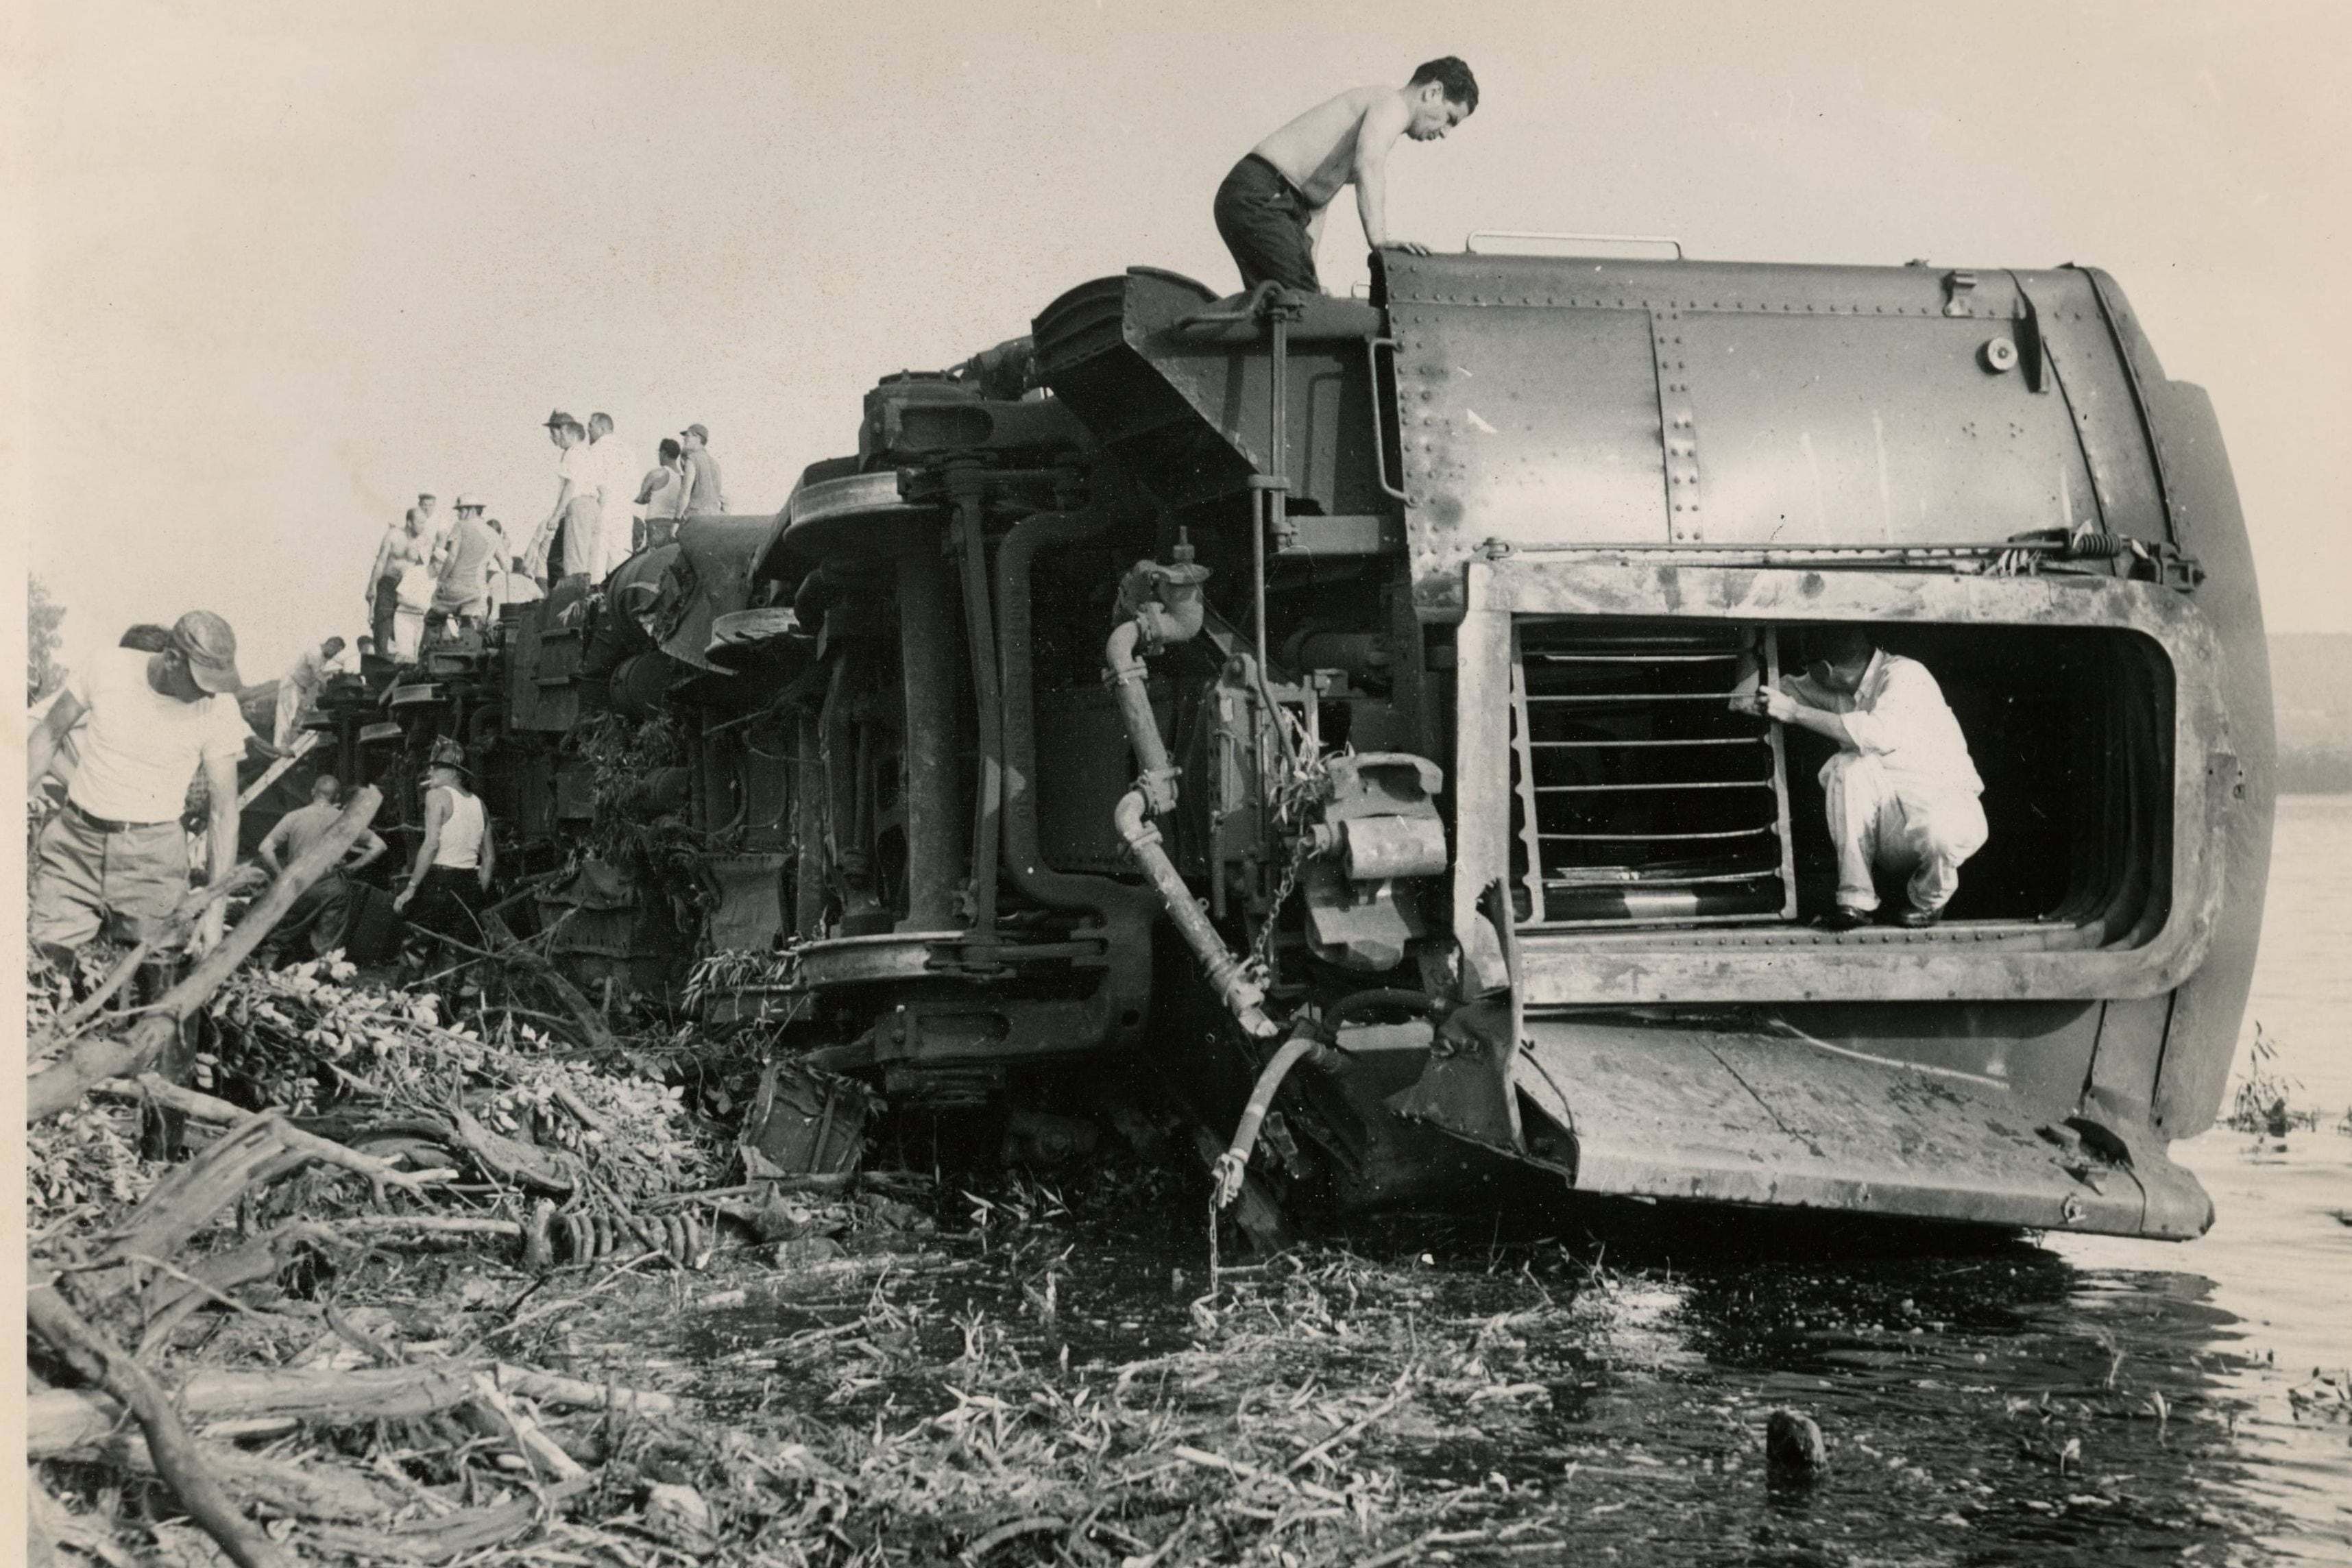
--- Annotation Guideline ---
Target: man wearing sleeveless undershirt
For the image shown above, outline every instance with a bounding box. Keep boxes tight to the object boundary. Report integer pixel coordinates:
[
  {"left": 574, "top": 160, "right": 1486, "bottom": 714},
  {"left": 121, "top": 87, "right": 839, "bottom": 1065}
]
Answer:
[{"left": 1213, "top": 57, "right": 1479, "bottom": 295}]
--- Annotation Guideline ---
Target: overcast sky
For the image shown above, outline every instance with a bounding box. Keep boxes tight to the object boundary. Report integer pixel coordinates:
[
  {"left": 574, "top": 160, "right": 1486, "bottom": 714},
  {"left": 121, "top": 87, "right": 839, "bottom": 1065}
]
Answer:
[{"left": 16, "top": 0, "right": 2352, "bottom": 684}]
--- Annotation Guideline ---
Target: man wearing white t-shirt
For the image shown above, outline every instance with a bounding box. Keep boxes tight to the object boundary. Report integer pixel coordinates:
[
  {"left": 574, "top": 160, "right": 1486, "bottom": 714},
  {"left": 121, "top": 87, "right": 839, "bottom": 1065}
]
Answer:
[
  {"left": 26, "top": 611, "right": 251, "bottom": 962},
  {"left": 585, "top": 413, "right": 639, "bottom": 574},
  {"left": 524, "top": 411, "right": 598, "bottom": 589}
]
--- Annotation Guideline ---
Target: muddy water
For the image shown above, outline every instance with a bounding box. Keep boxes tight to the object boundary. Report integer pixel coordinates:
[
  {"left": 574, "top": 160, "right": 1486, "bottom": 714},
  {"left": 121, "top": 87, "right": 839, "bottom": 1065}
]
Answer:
[{"left": 674, "top": 800, "right": 2351, "bottom": 1564}]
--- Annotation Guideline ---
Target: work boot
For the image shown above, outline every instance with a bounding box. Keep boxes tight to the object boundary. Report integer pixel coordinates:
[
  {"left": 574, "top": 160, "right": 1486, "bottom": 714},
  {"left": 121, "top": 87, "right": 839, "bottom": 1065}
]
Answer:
[
  {"left": 1815, "top": 904, "right": 1871, "bottom": 932},
  {"left": 1891, "top": 902, "right": 1944, "bottom": 929}
]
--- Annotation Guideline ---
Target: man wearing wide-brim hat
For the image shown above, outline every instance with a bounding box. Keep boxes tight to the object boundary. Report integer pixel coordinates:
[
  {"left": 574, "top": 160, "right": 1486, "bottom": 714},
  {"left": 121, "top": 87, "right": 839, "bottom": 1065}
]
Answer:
[
  {"left": 394, "top": 738, "right": 496, "bottom": 961},
  {"left": 523, "top": 410, "right": 597, "bottom": 591},
  {"left": 26, "top": 610, "right": 252, "bottom": 964},
  {"left": 429, "top": 493, "right": 501, "bottom": 635}
]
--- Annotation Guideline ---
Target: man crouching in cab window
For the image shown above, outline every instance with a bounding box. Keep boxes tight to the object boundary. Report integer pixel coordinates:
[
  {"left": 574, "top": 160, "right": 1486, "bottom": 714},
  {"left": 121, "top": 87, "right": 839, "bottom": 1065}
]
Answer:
[{"left": 1751, "top": 627, "right": 1988, "bottom": 931}]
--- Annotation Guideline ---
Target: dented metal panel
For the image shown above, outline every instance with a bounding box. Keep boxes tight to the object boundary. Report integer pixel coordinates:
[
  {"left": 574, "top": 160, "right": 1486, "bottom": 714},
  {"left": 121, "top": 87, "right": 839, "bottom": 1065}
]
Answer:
[{"left": 1500, "top": 1017, "right": 2213, "bottom": 1238}]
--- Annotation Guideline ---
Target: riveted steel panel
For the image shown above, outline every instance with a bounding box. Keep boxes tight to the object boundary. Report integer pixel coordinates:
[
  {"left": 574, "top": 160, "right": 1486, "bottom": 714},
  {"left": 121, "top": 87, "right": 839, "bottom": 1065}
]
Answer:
[
  {"left": 1672, "top": 312, "right": 2093, "bottom": 547},
  {"left": 1378, "top": 254, "right": 2166, "bottom": 620},
  {"left": 1387, "top": 303, "right": 1668, "bottom": 567}
]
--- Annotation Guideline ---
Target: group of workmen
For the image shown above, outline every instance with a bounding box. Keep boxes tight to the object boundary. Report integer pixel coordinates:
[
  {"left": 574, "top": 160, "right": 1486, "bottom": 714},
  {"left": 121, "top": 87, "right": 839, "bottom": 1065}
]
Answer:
[
  {"left": 361, "top": 415, "right": 725, "bottom": 665},
  {"left": 27, "top": 611, "right": 498, "bottom": 990}
]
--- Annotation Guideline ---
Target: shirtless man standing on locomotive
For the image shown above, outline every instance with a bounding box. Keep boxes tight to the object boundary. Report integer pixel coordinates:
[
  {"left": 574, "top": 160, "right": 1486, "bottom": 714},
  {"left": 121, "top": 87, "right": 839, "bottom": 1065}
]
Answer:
[{"left": 1214, "top": 57, "right": 1478, "bottom": 295}]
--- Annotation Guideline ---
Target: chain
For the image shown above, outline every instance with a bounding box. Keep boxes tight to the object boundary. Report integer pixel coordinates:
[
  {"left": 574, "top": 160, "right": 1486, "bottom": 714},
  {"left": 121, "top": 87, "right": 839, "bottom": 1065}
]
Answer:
[
  {"left": 1247, "top": 831, "right": 1316, "bottom": 980},
  {"left": 1242, "top": 678, "right": 1328, "bottom": 982}
]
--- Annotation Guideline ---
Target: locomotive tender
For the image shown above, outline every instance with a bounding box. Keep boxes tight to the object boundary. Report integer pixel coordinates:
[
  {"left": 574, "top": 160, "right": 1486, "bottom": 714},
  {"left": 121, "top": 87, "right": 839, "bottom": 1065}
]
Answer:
[{"left": 321, "top": 244, "right": 2273, "bottom": 1240}]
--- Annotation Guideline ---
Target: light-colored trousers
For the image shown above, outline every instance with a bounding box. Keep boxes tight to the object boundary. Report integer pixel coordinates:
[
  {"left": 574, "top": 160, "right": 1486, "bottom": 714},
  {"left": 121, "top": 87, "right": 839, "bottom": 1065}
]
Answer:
[{"left": 1820, "top": 752, "right": 1988, "bottom": 914}]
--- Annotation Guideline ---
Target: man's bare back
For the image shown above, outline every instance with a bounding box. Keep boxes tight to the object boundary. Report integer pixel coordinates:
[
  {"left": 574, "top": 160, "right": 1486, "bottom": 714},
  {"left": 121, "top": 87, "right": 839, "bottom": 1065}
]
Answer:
[
  {"left": 1212, "top": 59, "right": 1477, "bottom": 294},
  {"left": 1252, "top": 85, "right": 1409, "bottom": 209}
]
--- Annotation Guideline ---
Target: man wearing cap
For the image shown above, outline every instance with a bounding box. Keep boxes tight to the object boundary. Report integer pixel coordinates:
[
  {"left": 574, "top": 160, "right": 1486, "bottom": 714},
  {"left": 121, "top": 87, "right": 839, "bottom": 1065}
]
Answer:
[
  {"left": 430, "top": 495, "right": 501, "bottom": 635},
  {"left": 25, "top": 611, "right": 252, "bottom": 963},
  {"left": 524, "top": 412, "right": 598, "bottom": 589},
  {"left": 678, "top": 424, "right": 727, "bottom": 517}
]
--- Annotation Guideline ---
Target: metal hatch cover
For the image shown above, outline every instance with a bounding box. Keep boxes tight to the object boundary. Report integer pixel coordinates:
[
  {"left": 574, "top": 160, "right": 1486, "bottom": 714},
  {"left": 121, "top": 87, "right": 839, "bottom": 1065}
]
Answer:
[{"left": 1402, "top": 1015, "right": 2214, "bottom": 1239}]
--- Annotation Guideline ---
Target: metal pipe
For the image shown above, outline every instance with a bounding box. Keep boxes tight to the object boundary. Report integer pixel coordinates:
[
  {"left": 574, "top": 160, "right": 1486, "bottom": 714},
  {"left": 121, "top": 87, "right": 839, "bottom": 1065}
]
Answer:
[
  {"left": 1252, "top": 485, "right": 1270, "bottom": 674},
  {"left": 895, "top": 537, "right": 964, "bottom": 930},
  {"left": 951, "top": 492, "right": 1002, "bottom": 934},
  {"left": 1115, "top": 790, "right": 1280, "bottom": 1042},
  {"left": 1104, "top": 620, "right": 1179, "bottom": 816},
  {"left": 993, "top": 502, "right": 1160, "bottom": 1040},
  {"left": 819, "top": 646, "right": 880, "bottom": 928},
  {"left": 793, "top": 710, "right": 827, "bottom": 940},
  {"left": 1209, "top": 1026, "right": 1331, "bottom": 1208}
]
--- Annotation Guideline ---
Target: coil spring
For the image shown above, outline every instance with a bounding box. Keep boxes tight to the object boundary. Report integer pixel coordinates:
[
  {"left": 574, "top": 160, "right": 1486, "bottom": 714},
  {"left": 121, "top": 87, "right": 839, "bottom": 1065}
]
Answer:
[{"left": 553, "top": 1208, "right": 704, "bottom": 1268}]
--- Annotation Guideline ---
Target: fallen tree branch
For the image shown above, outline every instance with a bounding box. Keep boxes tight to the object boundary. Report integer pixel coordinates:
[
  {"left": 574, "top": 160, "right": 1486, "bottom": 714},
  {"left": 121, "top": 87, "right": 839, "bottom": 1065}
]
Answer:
[
  {"left": 27, "top": 1284, "right": 295, "bottom": 1568},
  {"left": 300, "top": 1478, "right": 589, "bottom": 1563},
  {"left": 334, "top": 1214, "right": 524, "bottom": 1238},
  {"left": 134, "top": 1225, "right": 326, "bottom": 1358},
  {"left": 449, "top": 1107, "right": 577, "bottom": 1195},
  {"left": 238, "top": 730, "right": 324, "bottom": 809},
  {"left": 27, "top": 1361, "right": 478, "bottom": 1456},
  {"left": 27, "top": 786, "right": 385, "bottom": 1123},
  {"left": 69, "top": 1103, "right": 442, "bottom": 1312},
  {"left": 43, "top": 1429, "right": 395, "bottom": 1522},
  {"left": 97, "top": 1077, "right": 455, "bottom": 1191},
  {"left": 490, "top": 1362, "right": 676, "bottom": 1415},
  {"left": 481, "top": 909, "right": 619, "bottom": 1053}
]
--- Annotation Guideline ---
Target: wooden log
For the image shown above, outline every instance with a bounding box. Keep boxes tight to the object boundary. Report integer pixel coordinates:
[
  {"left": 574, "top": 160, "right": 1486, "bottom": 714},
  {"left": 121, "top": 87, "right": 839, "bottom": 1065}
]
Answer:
[
  {"left": 70, "top": 1104, "right": 441, "bottom": 1317},
  {"left": 468, "top": 1373, "right": 586, "bottom": 1481},
  {"left": 300, "top": 1478, "right": 588, "bottom": 1563},
  {"left": 236, "top": 731, "right": 322, "bottom": 809},
  {"left": 27, "top": 785, "right": 385, "bottom": 1123},
  {"left": 334, "top": 1215, "right": 524, "bottom": 1238},
  {"left": 27, "top": 1362, "right": 478, "bottom": 1456},
  {"left": 449, "top": 1107, "right": 576, "bottom": 1195},
  {"left": 95, "top": 1078, "right": 452, "bottom": 1193},
  {"left": 102, "top": 1116, "right": 293, "bottom": 1275},
  {"left": 27, "top": 1284, "right": 295, "bottom": 1568},
  {"left": 489, "top": 1362, "right": 675, "bottom": 1415},
  {"left": 44, "top": 1431, "right": 393, "bottom": 1522},
  {"left": 135, "top": 1223, "right": 334, "bottom": 1358}
]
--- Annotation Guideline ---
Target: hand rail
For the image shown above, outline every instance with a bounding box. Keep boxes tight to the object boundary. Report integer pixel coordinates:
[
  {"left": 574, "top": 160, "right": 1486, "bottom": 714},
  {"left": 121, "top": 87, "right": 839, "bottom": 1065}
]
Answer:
[
  {"left": 1363, "top": 338, "right": 1410, "bottom": 502},
  {"left": 1464, "top": 230, "right": 1685, "bottom": 260}
]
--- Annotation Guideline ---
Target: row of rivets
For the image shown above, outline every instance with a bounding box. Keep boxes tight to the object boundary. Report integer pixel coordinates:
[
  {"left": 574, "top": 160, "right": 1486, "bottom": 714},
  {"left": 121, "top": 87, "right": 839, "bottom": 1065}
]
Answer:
[{"left": 1653, "top": 308, "right": 1701, "bottom": 542}]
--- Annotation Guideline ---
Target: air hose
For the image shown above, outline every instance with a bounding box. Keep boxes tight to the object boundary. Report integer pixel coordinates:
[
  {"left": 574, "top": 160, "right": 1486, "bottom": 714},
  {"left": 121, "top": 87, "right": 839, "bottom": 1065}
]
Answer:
[{"left": 1209, "top": 1025, "right": 1334, "bottom": 1209}]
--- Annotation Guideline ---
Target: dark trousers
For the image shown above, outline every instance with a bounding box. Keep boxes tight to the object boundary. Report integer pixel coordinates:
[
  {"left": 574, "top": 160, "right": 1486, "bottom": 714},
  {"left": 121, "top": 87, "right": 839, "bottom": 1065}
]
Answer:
[
  {"left": 275, "top": 870, "right": 354, "bottom": 958},
  {"left": 406, "top": 865, "right": 488, "bottom": 950},
  {"left": 371, "top": 575, "right": 402, "bottom": 651},
  {"left": 1213, "top": 154, "right": 1322, "bottom": 294}
]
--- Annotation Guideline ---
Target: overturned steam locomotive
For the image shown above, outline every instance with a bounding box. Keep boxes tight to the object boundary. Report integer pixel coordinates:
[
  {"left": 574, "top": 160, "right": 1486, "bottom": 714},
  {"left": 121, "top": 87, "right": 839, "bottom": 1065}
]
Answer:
[{"left": 295, "top": 247, "right": 2271, "bottom": 1240}]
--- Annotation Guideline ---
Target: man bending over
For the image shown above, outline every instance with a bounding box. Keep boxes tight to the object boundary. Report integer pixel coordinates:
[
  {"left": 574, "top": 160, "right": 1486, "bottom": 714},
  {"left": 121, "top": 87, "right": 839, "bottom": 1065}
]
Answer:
[
  {"left": 1213, "top": 57, "right": 1478, "bottom": 295},
  {"left": 1755, "top": 628, "right": 1988, "bottom": 930}
]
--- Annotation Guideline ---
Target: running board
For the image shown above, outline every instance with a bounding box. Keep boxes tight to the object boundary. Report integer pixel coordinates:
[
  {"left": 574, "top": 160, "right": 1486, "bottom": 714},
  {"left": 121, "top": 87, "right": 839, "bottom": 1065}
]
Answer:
[{"left": 1389, "top": 1012, "right": 2212, "bottom": 1239}]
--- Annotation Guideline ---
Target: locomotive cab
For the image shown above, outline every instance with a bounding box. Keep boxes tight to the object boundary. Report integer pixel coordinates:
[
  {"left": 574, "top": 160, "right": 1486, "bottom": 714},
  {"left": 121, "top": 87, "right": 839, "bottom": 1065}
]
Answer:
[{"left": 639, "top": 244, "right": 2270, "bottom": 1241}]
